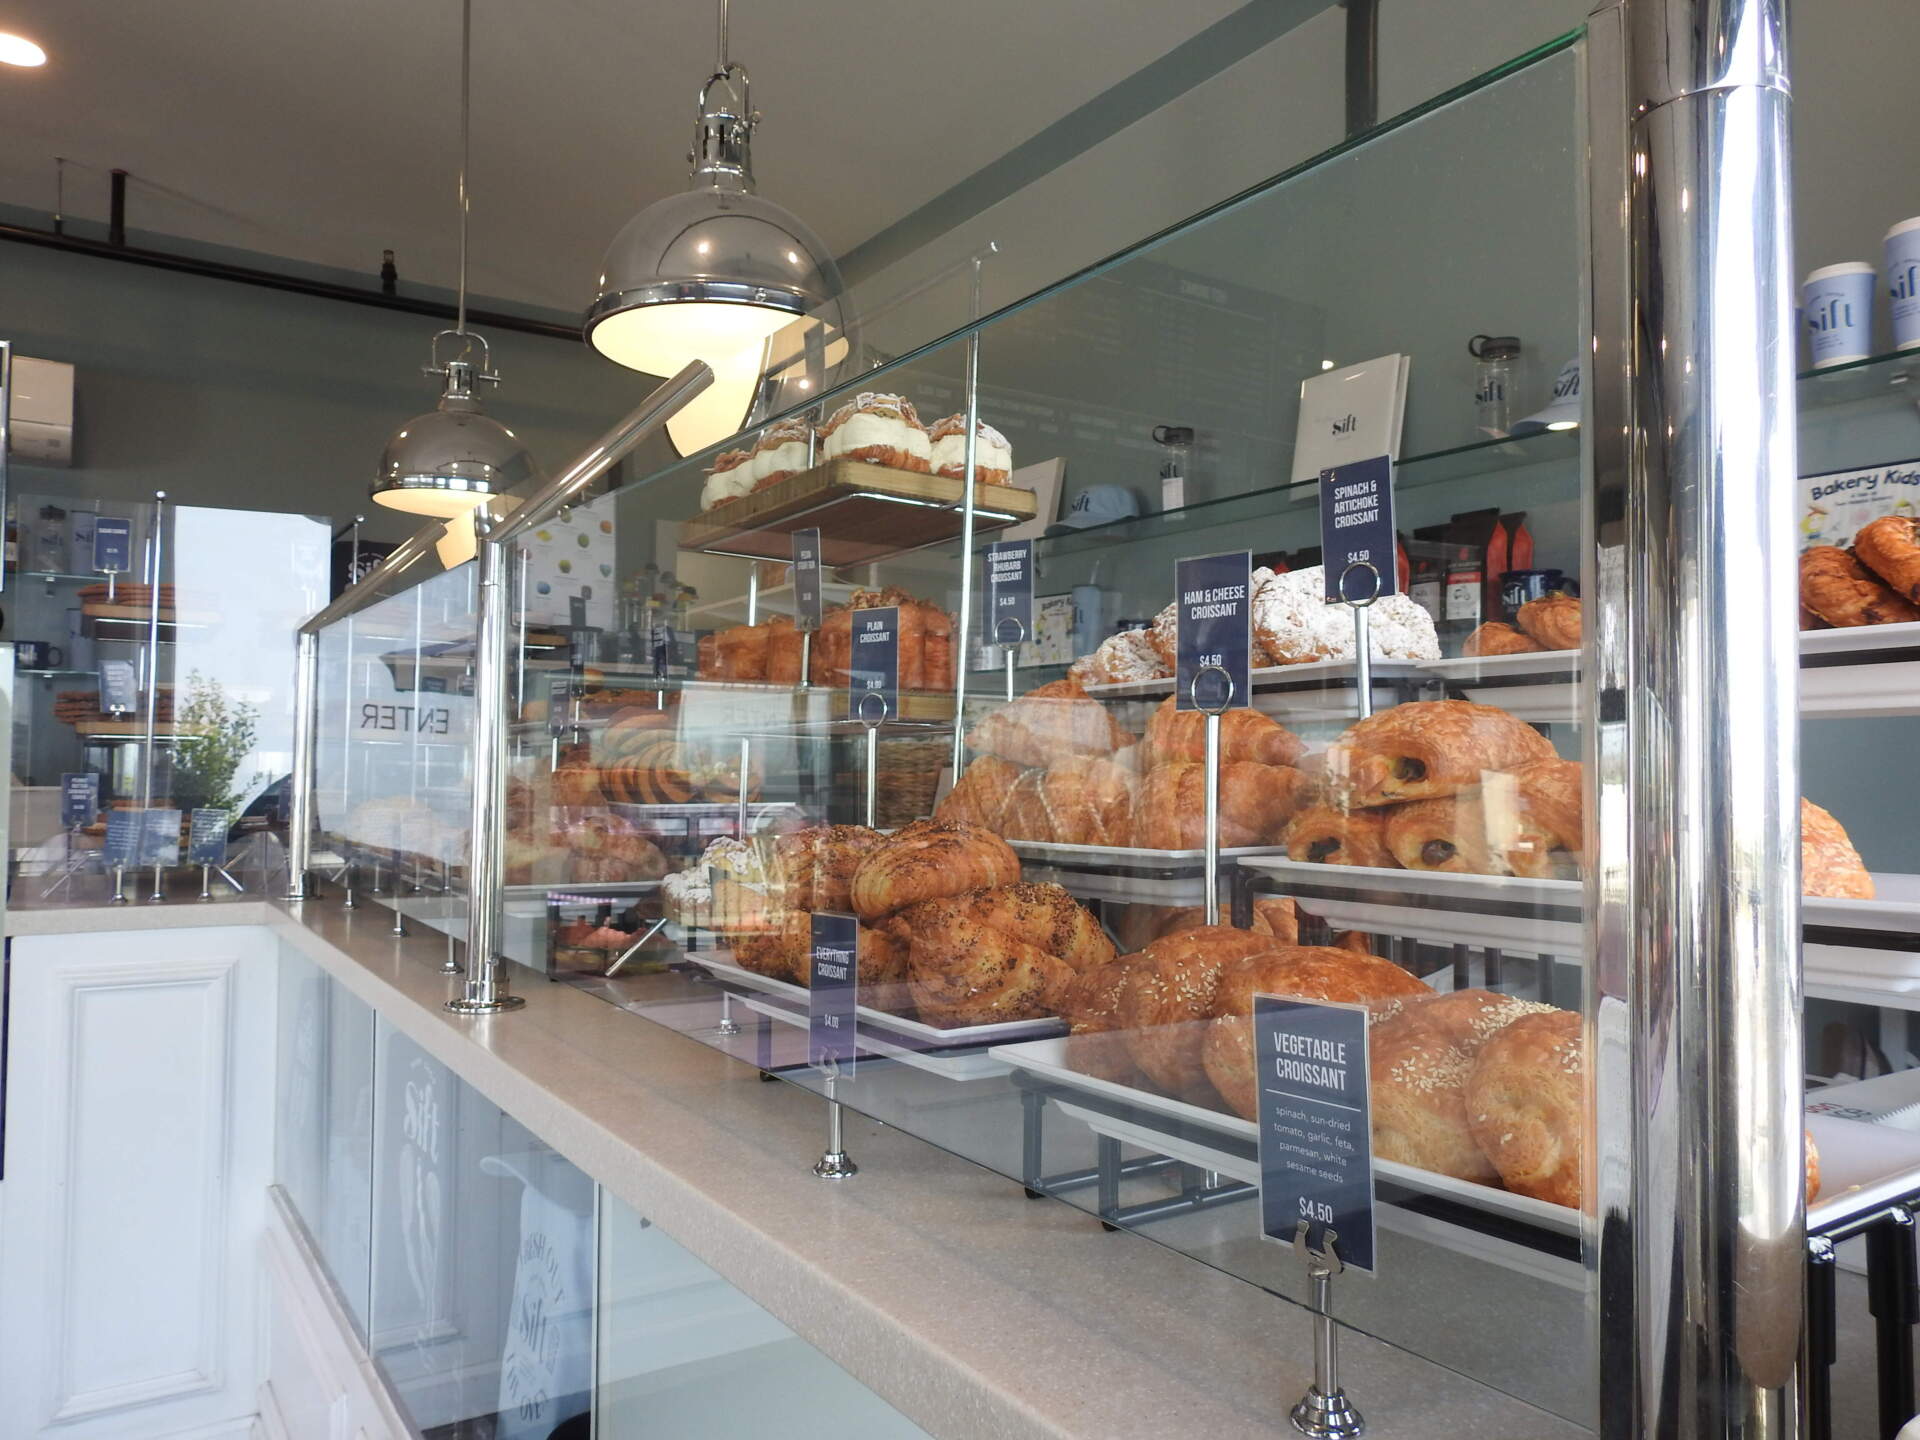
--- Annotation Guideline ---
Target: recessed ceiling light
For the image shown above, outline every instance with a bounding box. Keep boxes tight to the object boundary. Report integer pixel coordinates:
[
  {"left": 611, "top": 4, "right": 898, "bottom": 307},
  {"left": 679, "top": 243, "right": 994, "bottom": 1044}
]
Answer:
[{"left": 0, "top": 33, "right": 47, "bottom": 67}]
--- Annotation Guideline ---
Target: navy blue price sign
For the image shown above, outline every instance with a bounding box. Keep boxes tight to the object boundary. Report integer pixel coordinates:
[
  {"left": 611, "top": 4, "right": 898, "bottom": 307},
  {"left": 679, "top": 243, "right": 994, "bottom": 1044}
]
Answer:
[
  {"left": 102, "top": 809, "right": 142, "bottom": 866},
  {"left": 60, "top": 773, "right": 99, "bottom": 829},
  {"left": 846, "top": 606, "right": 899, "bottom": 722},
  {"left": 568, "top": 593, "right": 589, "bottom": 630},
  {"left": 1174, "top": 550, "right": 1251, "bottom": 712},
  {"left": 188, "top": 808, "right": 231, "bottom": 865},
  {"left": 985, "top": 539, "right": 1034, "bottom": 647},
  {"left": 792, "top": 528, "right": 824, "bottom": 632},
  {"left": 546, "top": 671, "right": 576, "bottom": 736},
  {"left": 98, "top": 660, "right": 139, "bottom": 715},
  {"left": 92, "top": 516, "right": 134, "bottom": 574},
  {"left": 1319, "top": 455, "right": 1398, "bottom": 603},
  {"left": 141, "top": 807, "right": 182, "bottom": 866},
  {"left": 808, "top": 912, "right": 859, "bottom": 1076},
  {"left": 1255, "top": 994, "right": 1377, "bottom": 1274}
]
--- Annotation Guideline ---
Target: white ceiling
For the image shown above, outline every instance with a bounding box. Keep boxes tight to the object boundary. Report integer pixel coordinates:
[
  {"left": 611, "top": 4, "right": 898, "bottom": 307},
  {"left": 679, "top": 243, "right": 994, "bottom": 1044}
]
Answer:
[{"left": 0, "top": 0, "right": 1247, "bottom": 316}]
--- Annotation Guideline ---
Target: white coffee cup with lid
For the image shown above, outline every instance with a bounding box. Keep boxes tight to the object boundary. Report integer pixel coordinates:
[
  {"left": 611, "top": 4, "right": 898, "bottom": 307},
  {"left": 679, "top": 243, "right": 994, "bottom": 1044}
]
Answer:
[
  {"left": 1886, "top": 218, "right": 1920, "bottom": 351},
  {"left": 1804, "top": 261, "right": 1876, "bottom": 367}
]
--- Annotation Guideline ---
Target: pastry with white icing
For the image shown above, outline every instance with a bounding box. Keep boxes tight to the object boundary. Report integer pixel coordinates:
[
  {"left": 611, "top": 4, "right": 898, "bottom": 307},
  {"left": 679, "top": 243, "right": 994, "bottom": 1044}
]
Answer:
[
  {"left": 820, "top": 392, "right": 931, "bottom": 472},
  {"left": 927, "top": 415, "right": 1013, "bottom": 485}
]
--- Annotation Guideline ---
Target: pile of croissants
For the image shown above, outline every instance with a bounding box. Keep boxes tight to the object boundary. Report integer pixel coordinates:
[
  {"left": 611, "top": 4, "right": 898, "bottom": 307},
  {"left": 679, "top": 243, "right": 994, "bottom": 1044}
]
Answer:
[{"left": 698, "top": 586, "right": 955, "bottom": 690}]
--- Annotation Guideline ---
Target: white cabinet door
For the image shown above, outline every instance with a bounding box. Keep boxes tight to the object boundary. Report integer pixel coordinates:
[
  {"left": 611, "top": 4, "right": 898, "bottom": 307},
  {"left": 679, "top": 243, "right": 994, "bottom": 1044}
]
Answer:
[{"left": 0, "top": 925, "right": 276, "bottom": 1440}]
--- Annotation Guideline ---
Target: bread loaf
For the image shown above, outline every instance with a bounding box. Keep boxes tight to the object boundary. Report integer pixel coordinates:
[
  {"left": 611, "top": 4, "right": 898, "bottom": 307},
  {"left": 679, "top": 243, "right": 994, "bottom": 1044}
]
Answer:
[
  {"left": 1464, "top": 1008, "right": 1584, "bottom": 1207},
  {"left": 773, "top": 824, "right": 885, "bottom": 910},
  {"left": 1117, "top": 926, "right": 1289, "bottom": 1103},
  {"left": 848, "top": 819, "right": 1021, "bottom": 919}
]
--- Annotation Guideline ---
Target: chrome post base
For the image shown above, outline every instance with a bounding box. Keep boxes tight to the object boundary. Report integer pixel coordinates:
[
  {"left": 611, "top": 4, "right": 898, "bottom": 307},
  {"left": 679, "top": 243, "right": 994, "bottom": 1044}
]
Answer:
[
  {"left": 715, "top": 992, "right": 741, "bottom": 1036},
  {"left": 812, "top": 1147, "right": 858, "bottom": 1180},
  {"left": 814, "top": 1085, "right": 857, "bottom": 1179},
  {"left": 109, "top": 865, "right": 129, "bottom": 904},
  {"left": 445, "top": 994, "right": 527, "bottom": 1015},
  {"left": 1289, "top": 1388, "right": 1364, "bottom": 1439}
]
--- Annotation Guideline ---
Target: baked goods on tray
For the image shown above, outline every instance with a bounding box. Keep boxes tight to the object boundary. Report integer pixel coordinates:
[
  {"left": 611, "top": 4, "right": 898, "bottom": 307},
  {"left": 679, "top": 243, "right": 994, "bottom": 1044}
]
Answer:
[
  {"left": 1081, "top": 627, "right": 1169, "bottom": 686},
  {"left": 928, "top": 415, "right": 1013, "bottom": 485},
  {"left": 1494, "top": 756, "right": 1584, "bottom": 878},
  {"left": 1117, "top": 926, "right": 1287, "bottom": 1102},
  {"left": 849, "top": 819, "right": 1021, "bottom": 920},
  {"left": 1059, "top": 957, "right": 1151, "bottom": 1085},
  {"left": 820, "top": 392, "right": 932, "bottom": 472},
  {"left": 1464, "top": 1008, "right": 1585, "bottom": 1207},
  {"left": 1383, "top": 795, "right": 1498, "bottom": 874},
  {"left": 1852, "top": 515, "right": 1920, "bottom": 603},
  {"left": 966, "top": 678, "right": 1130, "bottom": 768},
  {"left": 1283, "top": 804, "right": 1396, "bottom": 868},
  {"left": 1463, "top": 621, "right": 1545, "bottom": 657},
  {"left": 1513, "top": 594, "right": 1582, "bottom": 650},
  {"left": 1251, "top": 565, "right": 1441, "bottom": 664},
  {"left": 1143, "top": 695, "right": 1306, "bottom": 768},
  {"left": 1802, "top": 797, "right": 1874, "bottom": 899},
  {"left": 1800, "top": 545, "right": 1920, "bottom": 627},
  {"left": 1322, "top": 699, "right": 1555, "bottom": 809},
  {"left": 1037, "top": 756, "right": 1137, "bottom": 846},
  {"left": 749, "top": 417, "right": 814, "bottom": 490},
  {"left": 701, "top": 448, "right": 757, "bottom": 509},
  {"left": 1135, "top": 760, "right": 1311, "bottom": 849},
  {"left": 1201, "top": 946, "right": 1431, "bottom": 1120},
  {"left": 892, "top": 882, "right": 1113, "bottom": 1026},
  {"left": 772, "top": 824, "right": 886, "bottom": 910}
]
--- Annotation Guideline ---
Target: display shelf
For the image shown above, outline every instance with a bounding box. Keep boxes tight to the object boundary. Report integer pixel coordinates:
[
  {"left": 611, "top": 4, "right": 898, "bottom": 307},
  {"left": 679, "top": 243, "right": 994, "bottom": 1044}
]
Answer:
[
  {"left": 679, "top": 458, "right": 1038, "bottom": 566},
  {"left": 1796, "top": 347, "right": 1920, "bottom": 414},
  {"left": 1034, "top": 428, "right": 1581, "bottom": 561},
  {"left": 71, "top": 720, "right": 200, "bottom": 743},
  {"left": 686, "top": 580, "right": 860, "bottom": 627},
  {"left": 15, "top": 667, "right": 100, "bottom": 678}
]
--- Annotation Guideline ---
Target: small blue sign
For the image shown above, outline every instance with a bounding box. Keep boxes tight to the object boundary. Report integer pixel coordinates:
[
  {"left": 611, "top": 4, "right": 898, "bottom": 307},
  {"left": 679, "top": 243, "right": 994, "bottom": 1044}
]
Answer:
[
  {"left": 1174, "top": 551, "right": 1251, "bottom": 712},
  {"left": 188, "top": 808, "right": 231, "bottom": 865},
  {"left": 793, "top": 528, "right": 824, "bottom": 632},
  {"left": 141, "top": 808, "right": 182, "bottom": 866},
  {"left": 92, "top": 516, "right": 135, "bottom": 575},
  {"left": 59, "top": 773, "right": 98, "bottom": 829},
  {"left": 547, "top": 672, "right": 575, "bottom": 737},
  {"left": 1319, "top": 455, "right": 1398, "bottom": 603},
  {"left": 1255, "top": 993, "right": 1377, "bottom": 1274},
  {"left": 808, "top": 912, "right": 859, "bottom": 1076},
  {"left": 102, "top": 809, "right": 142, "bottom": 865},
  {"left": 846, "top": 606, "right": 899, "bottom": 721},
  {"left": 98, "top": 660, "right": 139, "bottom": 715},
  {"left": 985, "top": 539, "right": 1034, "bottom": 647}
]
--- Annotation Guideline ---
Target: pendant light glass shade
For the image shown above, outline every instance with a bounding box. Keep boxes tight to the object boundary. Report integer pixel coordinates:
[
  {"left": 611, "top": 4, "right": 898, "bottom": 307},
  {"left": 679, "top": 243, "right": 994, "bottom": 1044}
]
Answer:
[{"left": 584, "top": 49, "right": 850, "bottom": 455}]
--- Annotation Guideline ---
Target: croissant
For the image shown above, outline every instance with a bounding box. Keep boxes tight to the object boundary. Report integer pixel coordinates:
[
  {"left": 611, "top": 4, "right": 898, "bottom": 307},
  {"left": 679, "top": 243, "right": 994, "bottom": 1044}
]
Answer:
[
  {"left": 996, "top": 768, "right": 1055, "bottom": 842},
  {"left": 1060, "top": 958, "right": 1151, "bottom": 1084},
  {"left": 1853, "top": 515, "right": 1920, "bottom": 604},
  {"left": 897, "top": 889, "right": 1099, "bottom": 1026},
  {"left": 1463, "top": 622, "right": 1545, "bottom": 657},
  {"left": 935, "top": 754, "right": 1025, "bottom": 831},
  {"left": 898, "top": 882, "right": 1115, "bottom": 974},
  {"left": 1488, "top": 757, "right": 1584, "bottom": 878},
  {"left": 1383, "top": 795, "right": 1493, "bottom": 874},
  {"left": 1201, "top": 947, "right": 1430, "bottom": 1121},
  {"left": 1143, "top": 696, "right": 1307, "bottom": 769},
  {"left": 1135, "top": 761, "right": 1311, "bottom": 849},
  {"left": 713, "top": 623, "right": 771, "bottom": 681},
  {"left": 765, "top": 615, "right": 805, "bottom": 684},
  {"left": 773, "top": 824, "right": 886, "bottom": 910},
  {"left": 1117, "top": 926, "right": 1289, "bottom": 1102},
  {"left": 1803, "top": 797, "right": 1873, "bottom": 899},
  {"left": 1039, "top": 755, "right": 1136, "bottom": 846},
  {"left": 731, "top": 911, "right": 912, "bottom": 1000},
  {"left": 966, "top": 679, "right": 1129, "bottom": 768},
  {"left": 809, "top": 606, "right": 852, "bottom": 686},
  {"left": 1283, "top": 803, "right": 1397, "bottom": 867},
  {"left": 1369, "top": 990, "right": 1561, "bottom": 1182},
  {"left": 1464, "top": 1009, "right": 1585, "bottom": 1207},
  {"left": 1799, "top": 546, "right": 1920, "bottom": 628},
  {"left": 1514, "top": 595, "right": 1582, "bottom": 650},
  {"left": 1144, "top": 896, "right": 1300, "bottom": 945},
  {"left": 849, "top": 820, "right": 1021, "bottom": 919},
  {"left": 1323, "top": 700, "right": 1555, "bottom": 809}
]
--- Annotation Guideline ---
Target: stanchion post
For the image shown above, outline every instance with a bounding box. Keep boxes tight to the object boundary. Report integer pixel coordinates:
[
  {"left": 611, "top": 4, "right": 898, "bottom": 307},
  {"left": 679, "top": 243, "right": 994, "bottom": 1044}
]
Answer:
[
  {"left": 813, "top": 1060, "right": 858, "bottom": 1180},
  {"left": 1338, "top": 561, "right": 1381, "bottom": 722},
  {"left": 1191, "top": 664, "right": 1232, "bottom": 926},
  {"left": 1289, "top": 1224, "right": 1364, "bottom": 1438}
]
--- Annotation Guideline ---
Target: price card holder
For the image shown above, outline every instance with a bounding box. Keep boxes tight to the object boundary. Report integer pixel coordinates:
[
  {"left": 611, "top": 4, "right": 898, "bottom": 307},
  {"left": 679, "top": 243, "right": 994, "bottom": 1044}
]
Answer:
[
  {"left": 98, "top": 659, "right": 138, "bottom": 716},
  {"left": 1174, "top": 551, "right": 1251, "bottom": 713},
  {"left": 809, "top": 912, "right": 860, "bottom": 1180},
  {"left": 1256, "top": 992, "right": 1371, "bottom": 1437},
  {"left": 987, "top": 539, "right": 1033, "bottom": 702},
  {"left": 546, "top": 671, "right": 577, "bottom": 738},
  {"left": 103, "top": 808, "right": 140, "bottom": 902},
  {"left": 59, "top": 773, "right": 98, "bottom": 830},
  {"left": 793, "top": 527, "right": 823, "bottom": 689},
  {"left": 92, "top": 516, "right": 134, "bottom": 575},
  {"left": 188, "top": 808, "right": 230, "bottom": 865},
  {"left": 141, "top": 807, "right": 182, "bottom": 866},
  {"left": 1319, "top": 455, "right": 1397, "bottom": 724},
  {"left": 846, "top": 606, "right": 899, "bottom": 722}
]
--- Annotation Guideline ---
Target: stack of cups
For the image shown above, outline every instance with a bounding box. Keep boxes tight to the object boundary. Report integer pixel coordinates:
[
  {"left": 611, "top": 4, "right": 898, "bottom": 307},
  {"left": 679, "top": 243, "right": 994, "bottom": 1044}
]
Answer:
[
  {"left": 1804, "top": 262, "right": 1876, "bottom": 368},
  {"left": 1887, "top": 217, "right": 1920, "bottom": 352}
]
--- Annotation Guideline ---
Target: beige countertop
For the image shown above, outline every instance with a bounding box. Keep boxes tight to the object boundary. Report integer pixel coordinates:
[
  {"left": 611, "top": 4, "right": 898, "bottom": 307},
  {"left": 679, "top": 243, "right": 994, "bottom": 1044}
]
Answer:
[{"left": 15, "top": 893, "right": 1591, "bottom": 1440}]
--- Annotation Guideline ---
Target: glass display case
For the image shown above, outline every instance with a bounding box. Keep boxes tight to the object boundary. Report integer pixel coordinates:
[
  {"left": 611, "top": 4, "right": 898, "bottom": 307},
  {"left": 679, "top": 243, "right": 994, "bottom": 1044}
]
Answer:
[{"left": 294, "top": 3, "right": 1910, "bottom": 1432}]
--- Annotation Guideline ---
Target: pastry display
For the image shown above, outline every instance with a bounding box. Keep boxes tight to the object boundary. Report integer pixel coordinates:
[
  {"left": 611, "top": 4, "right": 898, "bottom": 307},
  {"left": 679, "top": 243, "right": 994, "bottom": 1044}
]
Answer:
[
  {"left": 892, "top": 882, "right": 1113, "bottom": 1026},
  {"left": 711, "top": 622, "right": 772, "bottom": 681},
  {"left": 1322, "top": 699, "right": 1555, "bottom": 809},
  {"left": 965, "top": 678, "right": 1131, "bottom": 769},
  {"left": 697, "top": 586, "right": 956, "bottom": 692},
  {"left": 772, "top": 824, "right": 886, "bottom": 910},
  {"left": 1382, "top": 795, "right": 1499, "bottom": 874},
  {"left": 1283, "top": 804, "right": 1396, "bottom": 868},
  {"left": 1250, "top": 565, "right": 1442, "bottom": 664},
  {"left": 1036, "top": 756, "right": 1137, "bottom": 846},
  {"left": 819, "top": 392, "right": 932, "bottom": 472},
  {"left": 1463, "top": 1008, "right": 1585, "bottom": 1207},
  {"left": 1117, "top": 926, "right": 1288, "bottom": 1102},
  {"left": 1143, "top": 695, "right": 1307, "bottom": 769},
  {"left": 1800, "top": 544, "right": 1920, "bottom": 627},
  {"left": 765, "top": 614, "right": 805, "bottom": 684},
  {"left": 1851, "top": 515, "right": 1920, "bottom": 604},
  {"left": 928, "top": 415, "right": 1013, "bottom": 484},
  {"left": 1368, "top": 990, "right": 1560, "bottom": 1182},
  {"left": 749, "top": 418, "right": 815, "bottom": 490},
  {"left": 1201, "top": 947, "right": 1431, "bottom": 1120},
  {"left": 849, "top": 819, "right": 1021, "bottom": 920},
  {"left": 1492, "top": 757, "right": 1585, "bottom": 878},
  {"left": 1462, "top": 621, "right": 1545, "bottom": 657},
  {"left": 1082, "top": 627, "right": 1169, "bottom": 686},
  {"left": 1803, "top": 797, "right": 1874, "bottom": 899},
  {"left": 1135, "top": 760, "right": 1311, "bottom": 849},
  {"left": 934, "top": 754, "right": 1026, "bottom": 830},
  {"left": 1059, "top": 957, "right": 1151, "bottom": 1085},
  {"left": 1513, "top": 594, "right": 1582, "bottom": 650},
  {"left": 701, "top": 448, "right": 757, "bottom": 509}
]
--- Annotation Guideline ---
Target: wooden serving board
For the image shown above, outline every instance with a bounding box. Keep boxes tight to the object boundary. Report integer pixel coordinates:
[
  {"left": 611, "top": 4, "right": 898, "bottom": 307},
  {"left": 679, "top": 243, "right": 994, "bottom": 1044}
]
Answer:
[
  {"left": 679, "top": 458, "right": 1037, "bottom": 566},
  {"left": 72, "top": 720, "right": 198, "bottom": 740}
]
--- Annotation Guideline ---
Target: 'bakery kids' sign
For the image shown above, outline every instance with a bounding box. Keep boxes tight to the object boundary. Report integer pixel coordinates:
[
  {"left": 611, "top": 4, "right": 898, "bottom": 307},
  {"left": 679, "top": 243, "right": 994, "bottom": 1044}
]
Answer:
[
  {"left": 1175, "top": 550, "right": 1252, "bottom": 711},
  {"left": 846, "top": 605, "right": 899, "bottom": 722},
  {"left": 1800, "top": 459, "right": 1920, "bottom": 549},
  {"left": 808, "top": 912, "right": 859, "bottom": 1076},
  {"left": 1255, "top": 993, "right": 1377, "bottom": 1274}
]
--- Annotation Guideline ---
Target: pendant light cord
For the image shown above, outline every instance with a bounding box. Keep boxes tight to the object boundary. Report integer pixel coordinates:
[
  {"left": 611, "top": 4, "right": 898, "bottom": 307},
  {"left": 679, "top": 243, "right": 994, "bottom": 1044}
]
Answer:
[
  {"left": 716, "top": 0, "right": 729, "bottom": 75},
  {"left": 456, "top": 0, "right": 471, "bottom": 340}
]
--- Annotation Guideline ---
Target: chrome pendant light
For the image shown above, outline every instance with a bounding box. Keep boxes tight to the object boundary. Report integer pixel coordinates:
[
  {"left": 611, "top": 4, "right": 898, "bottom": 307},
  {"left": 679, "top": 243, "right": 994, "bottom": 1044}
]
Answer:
[
  {"left": 584, "top": 0, "right": 848, "bottom": 455},
  {"left": 373, "top": 0, "right": 538, "bottom": 519}
]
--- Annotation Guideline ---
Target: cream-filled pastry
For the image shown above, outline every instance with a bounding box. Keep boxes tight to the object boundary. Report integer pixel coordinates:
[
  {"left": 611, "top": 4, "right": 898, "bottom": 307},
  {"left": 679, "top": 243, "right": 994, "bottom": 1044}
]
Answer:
[
  {"left": 928, "top": 415, "right": 1013, "bottom": 485},
  {"left": 820, "top": 392, "right": 931, "bottom": 472},
  {"left": 701, "top": 448, "right": 757, "bottom": 509},
  {"left": 750, "top": 418, "right": 815, "bottom": 490}
]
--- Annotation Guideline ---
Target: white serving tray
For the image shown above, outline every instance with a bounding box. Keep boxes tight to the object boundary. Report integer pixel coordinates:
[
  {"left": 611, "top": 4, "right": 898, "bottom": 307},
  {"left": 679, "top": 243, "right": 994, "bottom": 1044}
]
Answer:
[
  {"left": 1799, "top": 619, "right": 1920, "bottom": 657},
  {"left": 1806, "top": 1113, "right": 1920, "bottom": 1229},
  {"left": 689, "top": 954, "right": 1064, "bottom": 1046},
  {"left": 736, "top": 995, "right": 1012, "bottom": 1081},
  {"left": 1418, "top": 649, "right": 1579, "bottom": 683},
  {"left": 1803, "top": 873, "right": 1920, "bottom": 934},
  {"left": 1238, "top": 857, "right": 1584, "bottom": 955}
]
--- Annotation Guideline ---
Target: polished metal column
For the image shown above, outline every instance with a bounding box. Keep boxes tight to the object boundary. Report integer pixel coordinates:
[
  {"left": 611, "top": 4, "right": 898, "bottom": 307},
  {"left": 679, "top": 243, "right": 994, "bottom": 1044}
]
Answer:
[
  {"left": 1585, "top": 0, "right": 1802, "bottom": 1435},
  {"left": 285, "top": 627, "right": 319, "bottom": 899}
]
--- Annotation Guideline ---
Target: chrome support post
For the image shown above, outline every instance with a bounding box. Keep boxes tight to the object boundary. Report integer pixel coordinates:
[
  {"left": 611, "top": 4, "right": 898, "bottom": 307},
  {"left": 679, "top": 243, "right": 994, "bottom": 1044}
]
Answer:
[
  {"left": 1289, "top": 1225, "right": 1363, "bottom": 1438},
  {"left": 140, "top": 491, "right": 166, "bottom": 812},
  {"left": 198, "top": 863, "right": 213, "bottom": 901},
  {"left": 1586, "top": 1, "right": 1801, "bottom": 1434},
  {"left": 146, "top": 860, "right": 165, "bottom": 903},
  {"left": 715, "top": 990, "right": 741, "bottom": 1036},
  {"left": 948, "top": 255, "right": 986, "bottom": 776},
  {"left": 110, "top": 864, "right": 128, "bottom": 904},
  {"left": 813, "top": 1065, "right": 858, "bottom": 1180},
  {"left": 863, "top": 718, "right": 880, "bottom": 829},
  {"left": 285, "top": 628, "right": 319, "bottom": 899},
  {"left": 1192, "top": 665, "right": 1231, "bottom": 926},
  {"left": 448, "top": 515, "right": 524, "bottom": 1015}
]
